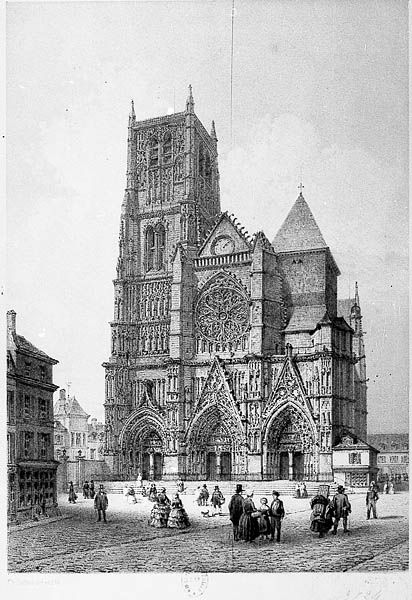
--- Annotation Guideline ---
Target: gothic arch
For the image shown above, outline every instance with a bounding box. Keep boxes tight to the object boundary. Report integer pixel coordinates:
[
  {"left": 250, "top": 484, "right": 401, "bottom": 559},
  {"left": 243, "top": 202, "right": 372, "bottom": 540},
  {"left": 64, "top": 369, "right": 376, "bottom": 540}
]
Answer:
[
  {"left": 185, "top": 403, "right": 247, "bottom": 480},
  {"left": 119, "top": 408, "right": 168, "bottom": 480},
  {"left": 262, "top": 403, "right": 318, "bottom": 481}
]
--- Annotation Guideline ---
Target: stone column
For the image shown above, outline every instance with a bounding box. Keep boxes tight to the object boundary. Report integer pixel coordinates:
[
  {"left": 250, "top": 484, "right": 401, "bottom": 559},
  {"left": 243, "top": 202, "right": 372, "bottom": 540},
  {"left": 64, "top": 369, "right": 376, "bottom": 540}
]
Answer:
[
  {"left": 77, "top": 452, "right": 85, "bottom": 488},
  {"left": 59, "top": 451, "right": 69, "bottom": 493},
  {"left": 216, "top": 452, "right": 221, "bottom": 481},
  {"left": 149, "top": 451, "right": 154, "bottom": 480},
  {"left": 288, "top": 451, "right": 294, "bottom": 481}
]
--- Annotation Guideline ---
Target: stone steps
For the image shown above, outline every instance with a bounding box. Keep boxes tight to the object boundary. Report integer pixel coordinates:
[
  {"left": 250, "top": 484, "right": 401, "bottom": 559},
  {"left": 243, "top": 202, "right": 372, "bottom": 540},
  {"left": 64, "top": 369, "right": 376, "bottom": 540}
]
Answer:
[{"left": 101, "top": 479, "right": 339, "bottom": 498}]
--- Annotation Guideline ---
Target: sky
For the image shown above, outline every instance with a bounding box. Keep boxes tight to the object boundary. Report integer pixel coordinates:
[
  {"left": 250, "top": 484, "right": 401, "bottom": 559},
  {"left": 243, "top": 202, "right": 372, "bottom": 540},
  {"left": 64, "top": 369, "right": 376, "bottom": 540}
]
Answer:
[{"left": 6, "top": 0, "right": 408, "bottom": 433}]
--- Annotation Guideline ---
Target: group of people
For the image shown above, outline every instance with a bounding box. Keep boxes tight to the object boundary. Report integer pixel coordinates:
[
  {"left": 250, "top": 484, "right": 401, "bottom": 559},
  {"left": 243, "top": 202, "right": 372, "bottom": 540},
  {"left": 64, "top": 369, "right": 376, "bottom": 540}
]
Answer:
[
  {"left": 82, "top": 480, "right": 96, "bottom": 499},
  {"left": 228, "top": 485, "right": 285, "bottom": 542},
  {"left": 382, "top": 480, "right": 395, "bottom": 494},
  {"left": 310, "top": 481, "right": 383, "bottom": 538},
  {"left": 149, "top": 487, "right": 190, "bottom": 529},
  {"left": 67, "top": 481, "right": 108, "bottom": 522},
  {"left": 294, "top": 481, "right": 308, "bottom": 498},
  {"left": 196, "top": 484, "right": 226, "bottom": 515}
]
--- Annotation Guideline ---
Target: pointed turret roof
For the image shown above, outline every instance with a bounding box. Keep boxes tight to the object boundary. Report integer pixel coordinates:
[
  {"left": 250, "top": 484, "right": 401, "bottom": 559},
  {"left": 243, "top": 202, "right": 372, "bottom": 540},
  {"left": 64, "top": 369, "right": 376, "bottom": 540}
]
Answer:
[
  {"left": 272, "top": 193, "right": 328, "bottom": 253},
  {"left": 67, "top": 396, "right": 90, "bottom": 418}
]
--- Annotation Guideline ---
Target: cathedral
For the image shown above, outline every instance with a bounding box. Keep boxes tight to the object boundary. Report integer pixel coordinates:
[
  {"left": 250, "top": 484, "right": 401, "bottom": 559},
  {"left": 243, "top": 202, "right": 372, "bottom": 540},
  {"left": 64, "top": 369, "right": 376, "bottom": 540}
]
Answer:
[{"left": 103, "top": 88, "right": 367, "bottom": 482}]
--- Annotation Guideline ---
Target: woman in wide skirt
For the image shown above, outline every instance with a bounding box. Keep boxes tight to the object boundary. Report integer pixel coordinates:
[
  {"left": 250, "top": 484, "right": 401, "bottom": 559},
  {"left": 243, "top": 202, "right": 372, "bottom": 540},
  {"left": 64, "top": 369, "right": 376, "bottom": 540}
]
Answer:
[
  {"left": 238, "top": 490, "right": 259, "bottom": 542},
  {"left": 168, "top": 493, "right": 190, "bottom": 529},
  {"left": 149, "top": 487, "right": 171, "bottom": 528}
]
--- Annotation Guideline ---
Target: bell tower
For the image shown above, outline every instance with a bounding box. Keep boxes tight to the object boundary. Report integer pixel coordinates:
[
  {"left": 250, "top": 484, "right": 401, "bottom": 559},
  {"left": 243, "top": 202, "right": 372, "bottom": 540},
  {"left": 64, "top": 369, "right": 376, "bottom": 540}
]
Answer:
[{"left": 103, "top": 88, "right": 221, "bottom": 475}]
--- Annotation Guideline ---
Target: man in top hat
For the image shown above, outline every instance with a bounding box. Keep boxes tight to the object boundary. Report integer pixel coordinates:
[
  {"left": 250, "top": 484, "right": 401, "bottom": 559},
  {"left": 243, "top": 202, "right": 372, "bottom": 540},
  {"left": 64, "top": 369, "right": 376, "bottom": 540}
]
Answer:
[
  {"left": 94, "top": 484, "right": 109, "bottom": 523},
  {"left": 269, "top": 491, "right": 285, "bottom": 542},
  {"left": 331, "top": 485, "right": 351, "bottom": 534},
  {"left": 228, "top": 484, "right": 244, "bottom": 541}
]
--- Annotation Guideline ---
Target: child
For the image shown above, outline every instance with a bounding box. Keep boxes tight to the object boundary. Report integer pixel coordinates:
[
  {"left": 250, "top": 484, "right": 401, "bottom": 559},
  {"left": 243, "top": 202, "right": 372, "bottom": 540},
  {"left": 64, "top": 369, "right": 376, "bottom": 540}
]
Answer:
[{"left": 258, "top": 497, "right": 271, "bottom": 539}]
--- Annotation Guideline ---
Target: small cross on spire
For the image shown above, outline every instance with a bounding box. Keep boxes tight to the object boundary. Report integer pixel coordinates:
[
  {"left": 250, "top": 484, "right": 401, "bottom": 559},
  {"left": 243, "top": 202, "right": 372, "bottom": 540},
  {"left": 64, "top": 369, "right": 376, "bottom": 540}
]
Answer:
[{"left": 298, "top": 182, "right": 304, "bottom": 196}]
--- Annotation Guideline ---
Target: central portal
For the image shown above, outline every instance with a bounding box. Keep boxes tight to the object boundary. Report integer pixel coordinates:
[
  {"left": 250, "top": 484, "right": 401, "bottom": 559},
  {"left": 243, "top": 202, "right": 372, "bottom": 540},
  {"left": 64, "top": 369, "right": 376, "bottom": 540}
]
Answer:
[{"left": 265, "top": 406, "right": 315, "bottom": 480}]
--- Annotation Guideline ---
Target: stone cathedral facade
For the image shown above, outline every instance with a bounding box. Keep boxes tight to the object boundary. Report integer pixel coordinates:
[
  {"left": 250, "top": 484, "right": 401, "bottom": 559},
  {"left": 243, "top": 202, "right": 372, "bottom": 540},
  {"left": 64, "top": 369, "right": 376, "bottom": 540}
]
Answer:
[{"left": 103, "top": 89, "right": 367, "bottom": 482}]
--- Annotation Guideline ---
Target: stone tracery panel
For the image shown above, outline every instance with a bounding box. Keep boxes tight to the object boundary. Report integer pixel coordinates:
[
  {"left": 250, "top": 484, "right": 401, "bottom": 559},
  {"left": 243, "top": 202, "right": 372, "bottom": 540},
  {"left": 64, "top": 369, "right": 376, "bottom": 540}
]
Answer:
[{"left": 195, "top": 274, "right": 249, "bottom": 344}]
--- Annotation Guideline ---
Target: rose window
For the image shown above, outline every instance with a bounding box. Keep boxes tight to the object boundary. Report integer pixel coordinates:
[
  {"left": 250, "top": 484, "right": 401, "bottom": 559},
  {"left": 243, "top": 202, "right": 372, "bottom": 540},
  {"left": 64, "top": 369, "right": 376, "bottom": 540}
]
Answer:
[{"left": 195, "top": 283, "right": 249, "bottom": 343}]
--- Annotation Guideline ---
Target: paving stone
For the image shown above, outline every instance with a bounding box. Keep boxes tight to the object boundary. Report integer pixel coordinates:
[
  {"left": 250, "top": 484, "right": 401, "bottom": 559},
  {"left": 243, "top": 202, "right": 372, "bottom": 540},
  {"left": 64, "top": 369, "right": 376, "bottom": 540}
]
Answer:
[{"left": 8, "top": 491, "right": 408, "bottom": 572}]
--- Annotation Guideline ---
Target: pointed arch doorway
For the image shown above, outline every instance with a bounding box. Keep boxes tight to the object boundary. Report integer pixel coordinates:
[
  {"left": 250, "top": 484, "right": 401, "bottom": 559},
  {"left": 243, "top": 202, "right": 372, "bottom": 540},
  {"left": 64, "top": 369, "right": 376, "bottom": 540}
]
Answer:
[
  {"left": 265, "top": 406, "right": 315, "bottom": 481},
  {"left": 186, "top": 406, "right": 244, "bottom": 481}
]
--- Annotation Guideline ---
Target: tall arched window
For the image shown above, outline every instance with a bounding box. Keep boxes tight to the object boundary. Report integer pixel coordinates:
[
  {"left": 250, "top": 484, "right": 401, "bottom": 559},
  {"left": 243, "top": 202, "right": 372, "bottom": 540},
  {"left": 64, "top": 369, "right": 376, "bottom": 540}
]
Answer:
[
  {"left": 146, "top": 227, "right": 155, "bottom": 271},
  {"left": 149, "top": 136, "right": 158, "bottom": 168},
  {"left": 145, "top": 224, "right": 166, "bottom": 272},
  {"left": 163, "top": 133, "right": 172, "bottom": 164},
  {"left": 156, "top": 225, "right": 166, "bottom": 270}
]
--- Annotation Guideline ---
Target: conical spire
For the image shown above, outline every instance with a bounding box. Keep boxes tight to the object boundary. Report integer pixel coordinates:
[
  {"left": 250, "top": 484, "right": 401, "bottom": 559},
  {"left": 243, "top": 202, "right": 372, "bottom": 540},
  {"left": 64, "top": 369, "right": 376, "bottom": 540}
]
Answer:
[
  {"left": 186, "top": 84, "right": 194, "bottom": 112},
  {"left": 272, "top": 190, "right": 328, "bottom": 253},
  {"left": 210, "top": 120, "right": 217, "bottom": 141}
]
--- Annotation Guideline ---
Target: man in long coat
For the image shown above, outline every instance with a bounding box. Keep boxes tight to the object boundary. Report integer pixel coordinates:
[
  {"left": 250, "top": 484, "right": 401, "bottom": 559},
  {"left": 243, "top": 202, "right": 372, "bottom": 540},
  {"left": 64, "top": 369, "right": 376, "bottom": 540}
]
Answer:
[
  {"left": 94, "top": 484, "right": 109, "bottom": 523},
  {"left": 269, "top": 490, "right": 285, "bottom": 542},
  {"left": 331, "top": 485, "right": 351, "bottom": 534},
  {"left": 366, "top": 483, "right": 379, "bottom": 519},
  {"left": 228, "top": 484, "right": 244, "bottom": 541}
]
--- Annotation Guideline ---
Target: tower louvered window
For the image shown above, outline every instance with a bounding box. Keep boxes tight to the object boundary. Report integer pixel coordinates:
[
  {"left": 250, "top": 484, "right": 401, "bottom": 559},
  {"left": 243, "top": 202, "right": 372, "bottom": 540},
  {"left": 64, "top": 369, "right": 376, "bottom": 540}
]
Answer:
[{"left": 145, "top": 225, "right": 166, "bottom": 272}]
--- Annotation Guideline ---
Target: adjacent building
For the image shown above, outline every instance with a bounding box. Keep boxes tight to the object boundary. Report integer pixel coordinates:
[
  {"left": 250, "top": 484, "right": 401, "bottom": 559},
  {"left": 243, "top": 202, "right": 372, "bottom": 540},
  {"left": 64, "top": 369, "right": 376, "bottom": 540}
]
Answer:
[
  {"left": 54, "top": 389, "right": 105, "bottom": 461},
  {"left": 368, "top": 433, "right": 409, "bottom": 482},
  {"left": 102, "top": 89, "right": 371, "bottom": 483},
  {"left": 7, "top": 310, "right": 60, "bottom": 522}
]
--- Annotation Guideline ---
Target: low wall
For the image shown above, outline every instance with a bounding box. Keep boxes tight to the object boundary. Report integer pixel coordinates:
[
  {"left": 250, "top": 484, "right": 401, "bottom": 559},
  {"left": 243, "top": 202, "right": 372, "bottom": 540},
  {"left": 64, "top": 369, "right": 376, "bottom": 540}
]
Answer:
[{"left": 56, "top": 458, "right": 112, "bottom": 492}]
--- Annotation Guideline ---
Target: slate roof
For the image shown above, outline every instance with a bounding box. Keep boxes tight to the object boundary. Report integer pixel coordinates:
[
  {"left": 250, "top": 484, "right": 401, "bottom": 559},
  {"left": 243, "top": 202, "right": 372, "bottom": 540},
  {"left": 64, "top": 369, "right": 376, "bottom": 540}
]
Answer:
[
  {"left": 272, "top": 194, "right": 328, "bottom": 252},
  {"left": 337, "top": 298, "right": 355, "bottom": 322},
  {"left": 367, "top": 434, "right": 409, "bottom": 452},
  {"left": 333, "top": 431, "right": 378, "bottom": 452},
  {"left": 16, "top": 334, "right": 57, "bottom": 363},
  {"left": 54, "top": 396, "right": 90, "bottom": 418},
  {"left": 284, "top": 305, "right": 327, "bottom": 332}
]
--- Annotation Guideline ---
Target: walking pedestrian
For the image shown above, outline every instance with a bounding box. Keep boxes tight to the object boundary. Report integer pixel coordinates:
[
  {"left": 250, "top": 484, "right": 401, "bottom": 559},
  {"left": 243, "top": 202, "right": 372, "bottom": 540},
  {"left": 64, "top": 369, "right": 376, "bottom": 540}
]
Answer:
[
  {"left": 366, "top": 483, "right": 379, "bottom": 519},
  {"left": 149, "top": 487, "right": 171, "bottom": 528},
  {"left": 301, "top": 482, "right": 308, "bottom": 498},
  {"left": 228, "top": 484, "right": 244, "bottom": 541},
  {"left": 331, "top": 485, "right": 351, "bottom": 534},
  {"left": 168, "top": 493, "right": 190, "bottom": 529},
  {"left": 83, "top": 480, "right": 90, "bottom": 499},
  {"left": 388, "top": 481, "right": 394, "bottom": 494},
  {"left": 200, "top": 484, "right": 209, "bottom": 506},
  {"left": 148, "top": 483, "right": 157, "bottom": 502},
  {"left": 68, "top": 481, "right": 77, "bottom": 504},
  {"left": 269, "top": 490, "right": 285, "bottom": 542},
  {"left": 238, "top": 490, "right": 259, "bottom": 542},
  {"left": 310, "top": 488, "right": 333, "bottom": 538},
  {"left": 94, "top": 484, "right": 109, "bottom": 523},
  {"left": 211, "top": 485, "right": 225, "bottom": 514},
  {"left": 383, "top": 481, "right": 388, "bottom": 494},
  {"left": 89, "top": 480, "right": 95, "bottom": 499},
  {"left": 295, "top": 481, "right": 301, "bottom": 499}
]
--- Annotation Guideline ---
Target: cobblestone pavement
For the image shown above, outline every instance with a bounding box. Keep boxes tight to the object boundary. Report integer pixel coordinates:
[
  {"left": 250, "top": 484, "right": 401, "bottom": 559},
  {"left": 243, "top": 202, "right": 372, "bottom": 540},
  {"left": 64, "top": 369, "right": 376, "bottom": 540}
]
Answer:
[{"left": 8, "top": 491, "right": 408, "bottom": 573}]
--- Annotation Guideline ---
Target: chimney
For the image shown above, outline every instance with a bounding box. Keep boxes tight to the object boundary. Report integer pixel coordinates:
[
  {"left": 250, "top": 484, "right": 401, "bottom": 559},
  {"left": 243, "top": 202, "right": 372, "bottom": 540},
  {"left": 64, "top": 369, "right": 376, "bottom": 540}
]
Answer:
[{"left": 7, "top": 310, "right": 16, "bottom": 335}]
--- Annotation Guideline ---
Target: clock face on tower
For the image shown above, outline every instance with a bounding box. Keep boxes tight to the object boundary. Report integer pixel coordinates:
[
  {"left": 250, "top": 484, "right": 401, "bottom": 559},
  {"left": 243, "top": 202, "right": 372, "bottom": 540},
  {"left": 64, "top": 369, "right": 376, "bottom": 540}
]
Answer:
[{"left": 212, "top": 236, "right": 235, "bottom": 255}]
